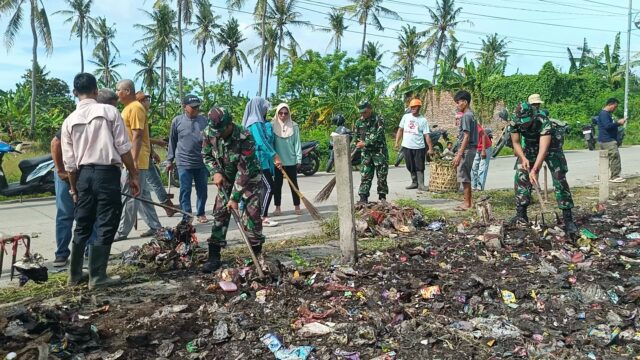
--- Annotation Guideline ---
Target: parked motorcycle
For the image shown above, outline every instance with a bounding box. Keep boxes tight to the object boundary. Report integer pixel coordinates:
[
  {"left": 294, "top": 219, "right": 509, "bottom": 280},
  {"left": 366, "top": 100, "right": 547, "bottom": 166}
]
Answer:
[
  {"left": 325, "top": 115, "right": 362, "bottom": 173},
  {"left": 298, "top": 141, "right": 320, "bottom": 176},
  {"left": 0, "top": 141, "right": 55, "bottom": 198},
  {"left": 580, "top": 118, "right": 596, "bottom": 151},
  {"left": 394, "top": 124, "right": 450, "bottom": 166},
  {"left": 491, "top": 109, "right": 514, "bottom": 158}
]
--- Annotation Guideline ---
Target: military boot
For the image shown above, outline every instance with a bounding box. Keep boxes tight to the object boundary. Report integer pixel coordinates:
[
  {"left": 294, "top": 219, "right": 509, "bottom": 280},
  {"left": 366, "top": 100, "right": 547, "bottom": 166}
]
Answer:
[
  {"left": 406, "top": 172, "right": 418, "bottom": 189},
  {"left": 88, "top": 245, "right": 121, "bottom": 290},
  {"left": 416, "top": 171, "right": 428, "bottom": 191},
  {"left": 509, "top": 205, "right": 529, "bottom": 225},
  {"left": 378, "top": 193, "right": 386, "bottom": 202},
  {"left": 202, "top": 243, "right": 222, "bottom": 274},
  {"left": 562, "top": 209, "right": 579, "bottom": 235},
  {"left": 357, "top": 194, "right": 368, "bottom": 205},
  {"left": 67, "top": 241, "right": 89, "bottom": 286}
]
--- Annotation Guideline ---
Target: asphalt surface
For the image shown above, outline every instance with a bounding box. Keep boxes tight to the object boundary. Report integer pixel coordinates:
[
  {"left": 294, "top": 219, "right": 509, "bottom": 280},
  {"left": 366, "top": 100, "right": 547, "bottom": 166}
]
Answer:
[{"left": 2, "top": 145, "right": 639, "bottom": 283}]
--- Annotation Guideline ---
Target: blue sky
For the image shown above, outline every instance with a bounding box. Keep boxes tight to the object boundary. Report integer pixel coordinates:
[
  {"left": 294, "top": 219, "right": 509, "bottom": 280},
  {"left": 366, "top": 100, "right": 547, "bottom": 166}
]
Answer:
[{"left": 0, "top": 0, "right": 637, "bottom": 96}]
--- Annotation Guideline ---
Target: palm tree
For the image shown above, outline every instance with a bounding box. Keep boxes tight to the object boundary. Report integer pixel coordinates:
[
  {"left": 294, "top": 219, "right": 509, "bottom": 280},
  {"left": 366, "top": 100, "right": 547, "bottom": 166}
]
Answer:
[
  {"left": 228, "top": 0, "right": 268, "bottom": 96},
  {"left": 394, "top": 25, "right": 425, "bottom": 86},
  {"left": 324, "top": 9, "right": 348, "bottom": 52},
  {"left": 266, "top": 0, "right": 311, "bottom": 95},
  {"left": 340, "top": 0, "right": 399, "bottom": 54},
  {"left": 362, "top": 41, "right": 388, "bottom": 81},
  {"left": 248, "top": 25, "right": 278, "bottom": 96},
  {"left": 136, "top": 3, "right": 178, "bottom": 112},
  {"left": 211, "top": 17, "right": 251, "bottom": 98},
  {"left": 436, "top": 39, "right": 464, "bottom": 87},
  {"left": 422, "top": 0, "right": 466, "bottom": 84},
  {"left": 132, "top": 47, "right": 160, "bottom": 92},
  {"left": 176, "top": 0, "right": 193, "bottom": 101},
  {"left": 478, "top": 33, "right": 508, "bottom": 66},
  {"left": 92, "top": 17, "right": 119, "bottom": 64},
  {"left": 0, "top": 0, "right": 53, "bottom": 138},
  {"left": 54, "top": 0, "right": 95, "bottom": 72},
  {"left": 192, "top": 0, "right": 220, "bottom": 99},
  {"left": 90, "top": 47, "right": 123, "bottom": 88}
]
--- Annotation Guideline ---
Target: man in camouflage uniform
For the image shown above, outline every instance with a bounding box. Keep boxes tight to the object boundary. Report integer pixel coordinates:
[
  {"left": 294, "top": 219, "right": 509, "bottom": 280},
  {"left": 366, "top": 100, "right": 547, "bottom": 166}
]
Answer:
[
  {"left": 509, "top": 94, "right": 578, "bottom": 235},
  {"left": 355, "top": 101, "right": 389, "bottom": 204},
  {"left": 201, "top": 107, "right": 265, "bottom": 273}
]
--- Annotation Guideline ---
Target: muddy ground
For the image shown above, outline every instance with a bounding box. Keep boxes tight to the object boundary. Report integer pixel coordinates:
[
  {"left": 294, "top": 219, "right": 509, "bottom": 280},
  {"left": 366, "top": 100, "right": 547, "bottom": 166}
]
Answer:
[{"left": 1, "top": 187, "right": 640, "bottom": 360}]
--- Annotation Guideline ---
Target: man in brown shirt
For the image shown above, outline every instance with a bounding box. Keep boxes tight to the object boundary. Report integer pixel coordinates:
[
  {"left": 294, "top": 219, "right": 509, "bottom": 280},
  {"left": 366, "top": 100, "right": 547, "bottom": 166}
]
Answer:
[{"left": 61, "top": 73, "right": 140, "bottom": 289}]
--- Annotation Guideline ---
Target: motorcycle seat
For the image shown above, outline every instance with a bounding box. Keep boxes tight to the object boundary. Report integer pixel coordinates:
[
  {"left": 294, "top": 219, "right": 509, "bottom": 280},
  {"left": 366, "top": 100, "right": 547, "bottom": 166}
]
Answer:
[
  {"left": 301, "top": 141, "right": 317, "bottom": 150},
  {"left": 19, "top": 154, "right": 53, "bottom": 172}
]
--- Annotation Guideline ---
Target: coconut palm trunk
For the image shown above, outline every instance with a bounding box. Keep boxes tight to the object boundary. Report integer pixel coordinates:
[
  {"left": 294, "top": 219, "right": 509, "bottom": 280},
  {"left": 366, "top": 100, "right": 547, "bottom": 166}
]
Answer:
[
  {"left": 29, "top": 0, "right": 38, "bottom": 138},
  {"left": 360, "top": 13, "right": 367, "bottom": 54},
  {"left": 178, "top": 1, "right": 183, "bottom": 101},
  {"left": 228, "top": 69, "right": 233, "bottom": 98},
  {"left": 276, "top": 28, "right": 283, "bottom": 96},
  {"left": 200, "top": 46, "right": 206, "bottom": 100},
  {"left": 432, "top": 33, "right": 445, "bottom": 84},
  {"left": 79, "top": 22, "right": 84, "bottom": 72},
  {"left": 258, "top": 0, "right": 266, "bottom": 96},
  {"left": 161, "top": 51, "right": 167, "bottom": 116}
]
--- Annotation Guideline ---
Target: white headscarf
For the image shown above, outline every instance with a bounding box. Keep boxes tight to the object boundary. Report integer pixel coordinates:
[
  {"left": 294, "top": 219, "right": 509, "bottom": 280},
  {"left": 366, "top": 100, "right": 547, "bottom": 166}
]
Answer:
[{"left": 272, "top": 103, "right": 294, "bottom": 138}]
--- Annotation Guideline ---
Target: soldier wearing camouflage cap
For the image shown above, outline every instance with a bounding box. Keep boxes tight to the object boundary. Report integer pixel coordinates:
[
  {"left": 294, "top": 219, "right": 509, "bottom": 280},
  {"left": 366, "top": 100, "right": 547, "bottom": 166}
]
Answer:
[
  {"left": 201, "top": 107, "right": 265, "bottom": 273},
  {"left": 354, "top": 100, "right": 389, "bottom": 204},
  {"left": 509, "top": 94, "right": 578, "bottom": 236}
]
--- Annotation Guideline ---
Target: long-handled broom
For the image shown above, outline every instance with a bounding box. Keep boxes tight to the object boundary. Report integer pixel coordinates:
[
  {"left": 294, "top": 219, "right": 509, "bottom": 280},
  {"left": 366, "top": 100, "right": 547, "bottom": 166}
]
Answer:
[
  {"left": 314, "top": 149, "right": 358, "bottom": 203},
  {"left": 279, "top": 168, "right": 323, "bottom": 221}
]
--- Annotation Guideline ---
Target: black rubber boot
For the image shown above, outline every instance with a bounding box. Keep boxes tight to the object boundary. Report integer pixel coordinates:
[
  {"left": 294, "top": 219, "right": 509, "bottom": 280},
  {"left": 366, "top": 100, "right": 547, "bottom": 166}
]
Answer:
[
  {"left": 417, "top": 171, "right": 428, "bottom": 191},
  {"left": 357, "top": 194, "right": 368, "bottom": 205},
  {"left": 67, "top": 241, "right": 89, "bottom": 286},
  {"left": 562, "top": 208, "right": 579, "bottom": 235},
  {"left": 88, "top": 245, "right": 121, "bottom": 290},
  {"left": 406, "top": 172, "right": 418, "bottom": 189},
  {"left": 509, "top": 205, "right": 529, "bottom": 225},
  {"left": 378, "top": 193, "right": 386, "bottom": 202},
  {"left": 251, "top": 243, "right": 262, "bottom": 257},
  {"left": 202, "top": 243, "right": 222, "bottom": 274}
]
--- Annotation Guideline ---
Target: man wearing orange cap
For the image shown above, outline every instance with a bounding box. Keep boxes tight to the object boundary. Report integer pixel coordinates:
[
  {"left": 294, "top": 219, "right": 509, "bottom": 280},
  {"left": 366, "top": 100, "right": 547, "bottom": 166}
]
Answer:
[{"left": 394, "top": 98, "right": 434, "bottom": 191}]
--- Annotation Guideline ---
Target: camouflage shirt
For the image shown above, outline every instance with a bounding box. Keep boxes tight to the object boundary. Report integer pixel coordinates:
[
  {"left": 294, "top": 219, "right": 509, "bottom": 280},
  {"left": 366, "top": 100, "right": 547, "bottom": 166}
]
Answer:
[
  {"left": 354, "top": 113, "right": 386, "bottom": 150},
  {"left": 510, "top": 111, "right": 552, "bottom": 150},
  {"left": 202, "top": 123, "right": 261, "bottom": 202}
]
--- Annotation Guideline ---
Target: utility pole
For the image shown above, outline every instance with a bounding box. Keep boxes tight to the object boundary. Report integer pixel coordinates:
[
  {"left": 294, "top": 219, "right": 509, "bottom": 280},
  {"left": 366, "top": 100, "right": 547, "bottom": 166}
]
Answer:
[{"left": 624, "top": 0, "right": 632, "bottom": 121}]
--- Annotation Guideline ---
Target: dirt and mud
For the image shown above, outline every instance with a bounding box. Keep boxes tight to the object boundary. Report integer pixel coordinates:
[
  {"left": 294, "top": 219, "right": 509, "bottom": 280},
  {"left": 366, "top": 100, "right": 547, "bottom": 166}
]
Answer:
[{"left": 1, "top": 187, "right": 640, "bottom": 360}]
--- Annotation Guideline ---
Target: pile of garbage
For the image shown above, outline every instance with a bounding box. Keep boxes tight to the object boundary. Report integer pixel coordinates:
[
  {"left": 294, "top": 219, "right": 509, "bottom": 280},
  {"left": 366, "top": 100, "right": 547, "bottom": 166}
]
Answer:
[
  {"left": 120, "top": 220, "right": 202, "bottom": 270},
  {"left": 354, "top": 201, "right": 444, "bottom": 237},
  {"left": 2, "top": 188, "right": 640, "bottom": 359}
]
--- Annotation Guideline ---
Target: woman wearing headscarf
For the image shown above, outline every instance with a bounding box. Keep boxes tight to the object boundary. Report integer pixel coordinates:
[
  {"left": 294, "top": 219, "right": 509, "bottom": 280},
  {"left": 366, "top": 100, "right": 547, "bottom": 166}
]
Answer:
[
  {"left": 242, "top": 97, "right": 281, "bottom": 227},
  {"left": 272, "top": 103, "right": 303, "bottom": 216}
]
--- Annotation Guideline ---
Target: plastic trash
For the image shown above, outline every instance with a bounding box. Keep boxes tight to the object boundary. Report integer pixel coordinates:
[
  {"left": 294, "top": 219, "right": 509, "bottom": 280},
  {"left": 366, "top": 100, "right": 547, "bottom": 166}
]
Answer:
[
  {"left": 580, "top": 228, "right": 597, "bottom": 239},
  {"left": 261, "top": 333, "right": 314, "bottom": 360},
  {"left": 297, "top": 322, "right": 333, "bottom": 337},
  {"left": 626, "top": 232, "right": 640, "bottom": 240},
  {"left": 420, "top": 285, "right": 441, "bottom": 299},
  {"left": 500, "top": 290, "right": 517, "bottom": 304},
  {"left": 218, "top": 281, "right": 238, "bottom": 292},
  {"left": 334, "top": 349, "right": 360, "bottom": 360},
  {"left": 427, "top": 221, "right": 445, "bottom": 231}
]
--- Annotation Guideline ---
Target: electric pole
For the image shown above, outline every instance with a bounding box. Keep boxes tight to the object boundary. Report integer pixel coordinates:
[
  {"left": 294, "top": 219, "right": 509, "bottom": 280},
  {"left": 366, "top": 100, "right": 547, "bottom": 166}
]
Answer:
[{"left": 624, "top": 0, "right": 632, "bottom": 121}]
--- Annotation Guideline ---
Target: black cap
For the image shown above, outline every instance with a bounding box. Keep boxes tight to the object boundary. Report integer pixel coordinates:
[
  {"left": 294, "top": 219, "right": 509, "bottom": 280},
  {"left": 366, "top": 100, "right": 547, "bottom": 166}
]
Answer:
[
  {"left": 358, "top": 100, "right": 371, "bottom": 112},
  {"left": 182, "top": 94, "right": 201, "bottom": 107}
]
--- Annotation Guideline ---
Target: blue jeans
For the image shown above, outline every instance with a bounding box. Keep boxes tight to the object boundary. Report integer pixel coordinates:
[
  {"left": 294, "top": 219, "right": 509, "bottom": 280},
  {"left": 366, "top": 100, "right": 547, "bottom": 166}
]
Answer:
[
  {"left": 471, "top": 147, "right": 493, "bottom": 190},
  {"left": 54, "top": 172, "right": 95, "bottom": 258},
  {"left": 178, "top": 167, "right": 209, "bottom": 219}
]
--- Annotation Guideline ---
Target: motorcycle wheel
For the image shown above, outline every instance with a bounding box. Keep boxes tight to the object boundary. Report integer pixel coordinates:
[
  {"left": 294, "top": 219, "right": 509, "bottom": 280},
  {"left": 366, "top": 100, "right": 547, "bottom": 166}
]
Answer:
[
  {"left": 302, "top": 152, "right": 320, "bottom": 176},
  {"left": 325, "top": 152, "right": 334, "bottom": 173},
  {"left": 588, "top": 140, "right": 595, "bottom": 151}
]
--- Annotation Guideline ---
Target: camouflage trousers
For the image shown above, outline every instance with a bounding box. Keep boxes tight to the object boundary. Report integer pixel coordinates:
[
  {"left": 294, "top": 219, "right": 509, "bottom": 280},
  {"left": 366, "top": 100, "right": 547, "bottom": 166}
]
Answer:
[
  {"left": 359, "top": 149, "right": 389, "bottom": 196},
  {"left": 514, "top": 149, "right": 574, "bottom": 210},
  {"left": 209, "top": 186, "right": 265, "bottom": 247}
]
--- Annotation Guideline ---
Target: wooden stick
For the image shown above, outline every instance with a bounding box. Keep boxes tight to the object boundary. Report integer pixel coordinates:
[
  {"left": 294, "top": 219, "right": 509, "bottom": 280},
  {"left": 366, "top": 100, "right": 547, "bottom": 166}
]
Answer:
[{"left": 121, "top": 192, "right": 193, "bottom": 218}]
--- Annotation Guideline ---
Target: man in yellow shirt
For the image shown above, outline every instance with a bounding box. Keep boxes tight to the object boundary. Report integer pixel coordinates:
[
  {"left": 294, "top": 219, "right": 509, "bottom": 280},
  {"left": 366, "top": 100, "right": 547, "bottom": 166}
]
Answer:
[{"left": 114, "top": 79, "right": 162, "bottom": 240}]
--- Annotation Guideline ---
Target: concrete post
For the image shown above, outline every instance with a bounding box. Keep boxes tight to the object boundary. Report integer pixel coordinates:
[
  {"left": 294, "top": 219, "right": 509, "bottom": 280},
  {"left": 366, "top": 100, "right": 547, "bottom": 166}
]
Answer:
[
  {"left": 599, "top": 150, "right": 609, "bottom": 203},
  {"left": 333, "top": 134, "right": 357, "bottom": 264}
]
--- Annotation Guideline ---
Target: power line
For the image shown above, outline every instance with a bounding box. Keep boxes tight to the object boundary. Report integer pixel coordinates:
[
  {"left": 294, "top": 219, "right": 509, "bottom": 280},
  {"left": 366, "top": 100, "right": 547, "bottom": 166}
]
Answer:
[{"left": 454, "top": 0, "right": 622, "bottom": 16}]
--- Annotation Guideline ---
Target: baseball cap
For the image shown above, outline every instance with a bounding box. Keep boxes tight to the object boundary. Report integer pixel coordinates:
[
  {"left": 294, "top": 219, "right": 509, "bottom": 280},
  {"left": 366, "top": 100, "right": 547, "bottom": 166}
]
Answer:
[{"left": 183, "top": 94, "right": 201, "bottom": 107}]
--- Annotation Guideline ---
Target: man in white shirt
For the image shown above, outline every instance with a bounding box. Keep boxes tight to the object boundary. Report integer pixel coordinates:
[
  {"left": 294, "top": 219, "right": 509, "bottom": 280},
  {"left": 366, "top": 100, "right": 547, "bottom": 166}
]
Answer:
[{"left": 394, "top": 99, "right": 434, "bottom": 191}]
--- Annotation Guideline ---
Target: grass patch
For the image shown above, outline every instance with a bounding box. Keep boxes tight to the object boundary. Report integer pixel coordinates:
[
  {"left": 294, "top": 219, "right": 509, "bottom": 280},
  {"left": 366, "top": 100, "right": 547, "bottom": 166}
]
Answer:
[
  {"left": 0, "top": 272, "right": 68, "bottom": 304},
  {"left": 394, "top": 198, "right": 447, "bottom": 220}
]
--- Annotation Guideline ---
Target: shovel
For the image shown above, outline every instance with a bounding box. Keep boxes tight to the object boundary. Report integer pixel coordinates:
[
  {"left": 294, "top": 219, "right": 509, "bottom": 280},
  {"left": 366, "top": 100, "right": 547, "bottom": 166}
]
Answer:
[{"left": 532, "top": 183, "right": 559, "bottom": 231}]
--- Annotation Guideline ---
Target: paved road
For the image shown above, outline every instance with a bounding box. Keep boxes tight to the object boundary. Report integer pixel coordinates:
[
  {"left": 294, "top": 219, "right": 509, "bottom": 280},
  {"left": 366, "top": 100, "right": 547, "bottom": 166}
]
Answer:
[{"left": 2, "top": 146, "right": 639, "bottom": 282}]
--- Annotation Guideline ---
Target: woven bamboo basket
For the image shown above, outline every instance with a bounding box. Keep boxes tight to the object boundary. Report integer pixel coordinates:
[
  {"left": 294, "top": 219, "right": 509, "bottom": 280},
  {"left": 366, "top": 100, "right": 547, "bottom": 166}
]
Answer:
[{"left": 428, "top": 161, "right": 459, "bottom": 193}]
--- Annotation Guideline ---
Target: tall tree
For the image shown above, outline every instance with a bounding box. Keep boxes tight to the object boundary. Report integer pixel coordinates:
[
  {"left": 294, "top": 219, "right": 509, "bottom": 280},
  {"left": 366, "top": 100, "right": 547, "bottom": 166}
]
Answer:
[
  {"left": 422, "top": 0, "right": 465, "bottom": 84},
  {"left": 266, "top": 0, "right": 311, "bottom": 95},
  {"left": 478, "top": 33, "right": 508, "bottom": 66},
  {"left": 54, "top": 0, "right": 95, "bottom": 73},
  {"left": 90, "top": 46, "right": 123, "bottom": 87},
  {"left": 132, "top": 47, "right": 160, "bottom": 92},
  {"left": 176, "top": 0, "right": 193, "bottom": 101},
  {"left": 0, "top": 0, "right": 53, "bottom": 138},
  {"left": 393, "top": 25, "right": 425, "bottom": 86},
  {"left": 211, "top": 17, "right": 251, "bottom": 98},
  {"left": 228, "top": 0, "right": 268, "bottom": 96},
  {"left": 192, "top": 0, "right": 220, "bottom": 100},
  {"left": 340, "top": 0, "right": 399, "bottom": 54},
  {"left": 323, "top": 9, "right": 348, "bottom": 52},
  {"left": 248, "top": 25, "right": 278, "bottom": 96},
  {"left": 92, "top": 17, "right": 119, "bottom": 65},
  {"left": 136, "top": 3, "right": 178, "bottom": 113}
]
